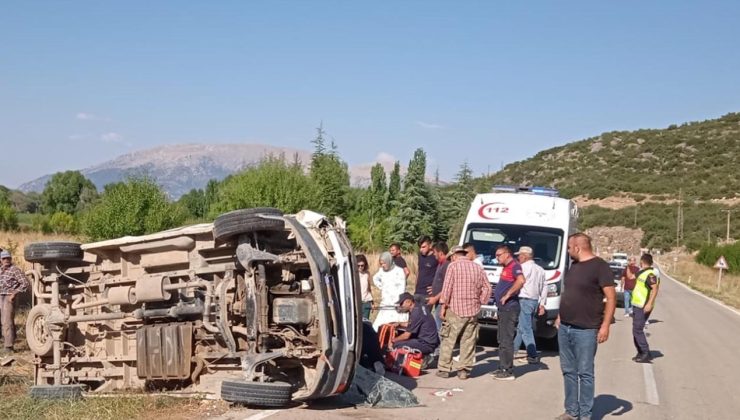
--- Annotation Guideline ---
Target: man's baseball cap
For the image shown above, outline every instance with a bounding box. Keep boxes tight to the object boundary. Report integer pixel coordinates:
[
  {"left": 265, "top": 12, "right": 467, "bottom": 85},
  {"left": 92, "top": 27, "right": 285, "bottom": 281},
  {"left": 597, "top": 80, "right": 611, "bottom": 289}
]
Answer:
[
  {"left": 515, "top": 246, "right": 533, "bottom": 255},
  {"left": 396, "top": 292, "right": 415, "bottom": 305},
  {"left": 0, "top": 251, "right": 11, "bottom": 259},
  {"left": 446, "top": 245, "right": 467, "bottom": 258}
]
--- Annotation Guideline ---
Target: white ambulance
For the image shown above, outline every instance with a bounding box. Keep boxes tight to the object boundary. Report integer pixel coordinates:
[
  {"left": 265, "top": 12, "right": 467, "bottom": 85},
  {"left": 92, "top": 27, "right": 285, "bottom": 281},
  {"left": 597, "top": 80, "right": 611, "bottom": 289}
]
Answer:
[{"left": 459, "top": 185, "right": 578, "bottom": 339}]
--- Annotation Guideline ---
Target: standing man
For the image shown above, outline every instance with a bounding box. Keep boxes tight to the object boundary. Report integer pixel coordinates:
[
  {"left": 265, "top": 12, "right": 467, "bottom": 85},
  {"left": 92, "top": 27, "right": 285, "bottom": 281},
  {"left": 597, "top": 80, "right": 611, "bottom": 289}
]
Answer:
[
  {"left": 389, "top": 243, "right": 410, "bottom": 279},
  {"left": 631, "top": 254, "right": 659, "bottom": 363},
  {"left": 427, "top": 241, "right": 451, "bottom": 330},
  {"left": 620, "top": 257, "right": 639, "bottom": 317},
  {"left": 415, "top": 236, "right": 438, "bottom": 300},
  {"left": 555, "top": 233, "right": 616, "bottom": 420},
  {"left": 492, "top": 245, "right": 526, "bottom": 381},
  {"left": 512, "top": 246, "right": 548, "bottom": 364},
  {"left": 463, "top": 242, "right": 484, "bottom": 267},
  {"left": 436, "top": 246, "right": 491, "bottom": 380},
  {"left": 0, "top": 250, "right": 29, "bottom": 354}
]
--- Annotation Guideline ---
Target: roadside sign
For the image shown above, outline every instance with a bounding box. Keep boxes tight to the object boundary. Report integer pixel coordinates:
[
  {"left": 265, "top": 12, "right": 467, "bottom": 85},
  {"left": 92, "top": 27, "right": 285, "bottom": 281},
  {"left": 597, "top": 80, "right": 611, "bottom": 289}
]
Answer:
[
  {"left": 715, "top": 256, "right": 729, "bottom": 292},
  {"left": 714, "top": 256, "right": 729, "bottom": 270}
]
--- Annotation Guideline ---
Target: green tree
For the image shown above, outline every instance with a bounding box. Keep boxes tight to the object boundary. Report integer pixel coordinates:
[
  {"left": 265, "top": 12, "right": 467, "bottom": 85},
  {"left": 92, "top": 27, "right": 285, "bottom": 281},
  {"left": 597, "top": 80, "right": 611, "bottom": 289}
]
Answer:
[
  {"left": 178, "top": 188, "right": 208, "bottom": 219},
  {"left": 204, "top": 179, "right": 220, "bottom": 214},
  {"left": 347, "top": 164, "right": 393, "bottom": 251},
  {"left": 443, "top": 161, "right": 476, "bottom": 241},
  {"left": 49, "top": 212, "right": 77, "bottom": 234},
  {"left": 0, "top": 204, "right": 18, "bottom": 231},
  {"left": 0, "top": 189, "right": 18, "bottom": 231},
  {"left": 209, "top": 157, "right": 314, "bottom": 215},
  {"left": 41, "top": 171, "right": 98, "bottom": 214},
  {"left": 309, "top": 124, "right": 350, "bottom": 217},
  {"left": 388, "top": 161, "right": 401, "bottom": 205},
  {"left": 82, "top": 177, "right": 186, "bottom": 241},
  {"left": 390, "top": 148, "right": 434, "bottom": 249}
]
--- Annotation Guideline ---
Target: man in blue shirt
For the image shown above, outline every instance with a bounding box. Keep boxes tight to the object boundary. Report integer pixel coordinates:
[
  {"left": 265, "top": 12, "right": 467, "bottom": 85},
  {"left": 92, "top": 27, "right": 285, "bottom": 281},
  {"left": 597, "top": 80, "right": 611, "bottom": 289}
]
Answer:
[
  {"left": 493, "top": 245, "right": 526, "bottom": 381},
  {"left": 391, "top": 292, "right": 440, "bottom": 357}
]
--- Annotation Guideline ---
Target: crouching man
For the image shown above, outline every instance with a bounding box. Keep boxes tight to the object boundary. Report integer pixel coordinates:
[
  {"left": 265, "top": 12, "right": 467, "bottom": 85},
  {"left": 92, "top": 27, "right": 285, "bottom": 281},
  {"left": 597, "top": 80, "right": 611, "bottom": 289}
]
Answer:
[{"left": 391, "top": 292, "right": 440, "bottom": 364}]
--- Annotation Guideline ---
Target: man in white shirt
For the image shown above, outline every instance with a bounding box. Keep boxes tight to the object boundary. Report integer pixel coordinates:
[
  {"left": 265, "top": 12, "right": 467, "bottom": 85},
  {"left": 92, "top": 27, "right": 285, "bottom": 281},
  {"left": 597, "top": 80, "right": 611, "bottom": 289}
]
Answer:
[{"left": 513, "top": 246, "right": 548, "bottom": 364}]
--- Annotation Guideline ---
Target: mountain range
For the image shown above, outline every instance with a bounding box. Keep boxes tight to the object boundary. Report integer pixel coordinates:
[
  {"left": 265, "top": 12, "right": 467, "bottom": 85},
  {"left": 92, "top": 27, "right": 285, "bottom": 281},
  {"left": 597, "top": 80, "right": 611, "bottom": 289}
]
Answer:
[{"left": 18, "top": 144, "right": 405, "bottom": 199}]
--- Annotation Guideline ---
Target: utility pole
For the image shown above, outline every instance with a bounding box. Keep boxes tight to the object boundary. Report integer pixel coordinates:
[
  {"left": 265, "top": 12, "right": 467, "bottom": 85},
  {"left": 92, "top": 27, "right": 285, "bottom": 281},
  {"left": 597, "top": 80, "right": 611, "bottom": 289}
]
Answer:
[
  {"left": 676, "top": 189, "right": 683, "bottom": 248},
  {"left": 721, "top": 209, "right": 733, "bottom": 243},
  {"left": 634, "top": 206, "right": 638, "bottom": 228}
]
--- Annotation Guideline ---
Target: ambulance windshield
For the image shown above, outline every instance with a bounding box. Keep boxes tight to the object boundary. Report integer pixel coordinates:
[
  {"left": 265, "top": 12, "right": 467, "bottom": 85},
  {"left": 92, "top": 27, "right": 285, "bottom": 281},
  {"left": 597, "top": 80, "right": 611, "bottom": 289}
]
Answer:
[{"left": 463, "top": 223, "right": 564, "bottom": 269}]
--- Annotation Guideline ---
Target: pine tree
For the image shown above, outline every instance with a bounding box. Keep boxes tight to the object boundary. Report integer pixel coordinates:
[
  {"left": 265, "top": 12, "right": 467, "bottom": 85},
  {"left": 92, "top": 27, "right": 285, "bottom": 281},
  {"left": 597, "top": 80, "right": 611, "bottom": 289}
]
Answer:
[
  {"left": 390, "top": 149, "right": 434, "bottom": 250},
  {"left": 388, "top": 161, "right": 401, "bottom": 205},
  {"left": 309, "top": 123, "right": 350, "bottom": 217},
  {"left": 443, "top": 160, "right": 477, "bottom": 241}
]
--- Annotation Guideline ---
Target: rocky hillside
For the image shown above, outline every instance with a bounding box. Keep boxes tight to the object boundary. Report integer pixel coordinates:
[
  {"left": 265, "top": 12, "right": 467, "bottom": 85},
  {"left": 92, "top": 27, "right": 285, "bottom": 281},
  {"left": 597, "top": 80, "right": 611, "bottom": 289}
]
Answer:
[
  {"left": 584, "top": 226, "right": 645, "bottom": 258},
  {"left": 490, "top": 112, "right": 740, "bottom": 201}
]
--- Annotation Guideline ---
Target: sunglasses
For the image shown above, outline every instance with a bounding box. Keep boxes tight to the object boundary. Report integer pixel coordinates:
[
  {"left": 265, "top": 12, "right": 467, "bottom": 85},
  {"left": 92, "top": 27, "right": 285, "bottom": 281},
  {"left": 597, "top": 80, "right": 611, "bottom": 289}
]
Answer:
[{"left": 495, "top": 252, "right": 508, "bottom": 258}]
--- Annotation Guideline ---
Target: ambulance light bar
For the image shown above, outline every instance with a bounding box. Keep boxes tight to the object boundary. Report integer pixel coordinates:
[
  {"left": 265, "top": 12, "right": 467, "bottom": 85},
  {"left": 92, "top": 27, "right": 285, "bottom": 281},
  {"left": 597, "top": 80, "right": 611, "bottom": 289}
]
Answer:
[{"left": 491, "top": 185, "right": 559, "bottom": 197}]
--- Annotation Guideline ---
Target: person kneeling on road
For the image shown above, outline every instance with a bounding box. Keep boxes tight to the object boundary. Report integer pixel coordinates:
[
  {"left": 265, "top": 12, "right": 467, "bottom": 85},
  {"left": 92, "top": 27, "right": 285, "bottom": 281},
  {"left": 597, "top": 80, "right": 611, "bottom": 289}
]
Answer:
[{"left": 390, "top": 292, "right": 440, "bottom": 366}]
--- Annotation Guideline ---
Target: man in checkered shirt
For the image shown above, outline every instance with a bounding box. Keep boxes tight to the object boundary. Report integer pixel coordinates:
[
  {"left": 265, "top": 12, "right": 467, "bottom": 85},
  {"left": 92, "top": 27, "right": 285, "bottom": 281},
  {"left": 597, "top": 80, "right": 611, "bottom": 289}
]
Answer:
[
  {"left": 0, "top": 250, "right": 29, "bottom": 354},
  {"left": 436, "top": 246, "right": 491, "bottom": 380}
]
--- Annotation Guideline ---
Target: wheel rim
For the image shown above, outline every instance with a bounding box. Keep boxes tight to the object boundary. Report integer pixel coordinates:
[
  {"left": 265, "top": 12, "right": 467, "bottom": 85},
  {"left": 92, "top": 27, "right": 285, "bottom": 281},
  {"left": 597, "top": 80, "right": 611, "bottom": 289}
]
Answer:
[{"left": 32, "top": 313, "right": 50, "bottom": 346}]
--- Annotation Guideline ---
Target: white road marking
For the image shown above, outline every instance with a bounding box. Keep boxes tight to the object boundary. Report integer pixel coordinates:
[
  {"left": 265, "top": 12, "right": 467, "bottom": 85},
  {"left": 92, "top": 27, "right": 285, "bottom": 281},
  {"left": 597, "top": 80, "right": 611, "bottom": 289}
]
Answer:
[
  {"left": 643, "top": 363, "right": 660, "bottom": 405},
  {"left": 242, "top": 410, "right": 279, "bottom": 420},
  {"left": 658, "top": 265, "right": 740, "bottom": 318}
]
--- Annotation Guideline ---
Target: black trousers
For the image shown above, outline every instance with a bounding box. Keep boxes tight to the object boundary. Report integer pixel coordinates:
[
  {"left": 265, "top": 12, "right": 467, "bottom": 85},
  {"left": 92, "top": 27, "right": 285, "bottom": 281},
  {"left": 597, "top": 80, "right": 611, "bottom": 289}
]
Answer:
[
  {"left": 632, "top": 307, "right": 651, "bottom": 355},
  {"left": 497, "top": 306, "right": 520, "bottom": 371}
]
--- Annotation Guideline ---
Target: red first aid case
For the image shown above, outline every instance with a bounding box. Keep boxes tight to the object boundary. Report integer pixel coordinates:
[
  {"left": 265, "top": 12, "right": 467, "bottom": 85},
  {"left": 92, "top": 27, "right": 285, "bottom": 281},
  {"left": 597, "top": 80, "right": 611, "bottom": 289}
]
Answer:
[{"left": 385, "top": 346, "right": 423, "bottom": 377}]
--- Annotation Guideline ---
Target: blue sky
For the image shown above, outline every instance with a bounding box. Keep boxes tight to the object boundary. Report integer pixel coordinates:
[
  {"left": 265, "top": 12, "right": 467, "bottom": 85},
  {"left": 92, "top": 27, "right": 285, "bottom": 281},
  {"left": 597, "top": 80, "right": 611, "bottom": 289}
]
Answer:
[{"left": 2, "top": 1, "right": 739, "bottom": 188}]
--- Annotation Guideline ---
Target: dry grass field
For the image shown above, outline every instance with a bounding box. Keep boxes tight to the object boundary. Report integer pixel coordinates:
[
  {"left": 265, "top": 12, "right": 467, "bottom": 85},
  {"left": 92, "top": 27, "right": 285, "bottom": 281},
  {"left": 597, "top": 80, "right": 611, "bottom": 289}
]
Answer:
[{"left": 657, "top": 253, "right": 740, "bottom": 309}]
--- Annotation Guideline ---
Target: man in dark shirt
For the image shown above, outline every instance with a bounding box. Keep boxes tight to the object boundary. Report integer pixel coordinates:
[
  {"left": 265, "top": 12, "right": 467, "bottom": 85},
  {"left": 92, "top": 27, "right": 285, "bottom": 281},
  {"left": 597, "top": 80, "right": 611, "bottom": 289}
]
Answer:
[
  {"left": 391, "top": 292, "right": 440, "bottom": 357},
  {"left": 427, "top": 241, "right": 451, "bottom": 330},
  {"left": 492, "top": 245, "right": 525, "bottom": 381},
  {"left": 415, "top": 235, "right": 438, "bottom": 297},
  {"left": 555, "top": 233, "right": 616, "bottom": 420},
  {"left": 389, "top": 243, "right": 410, "bottom": 279}
]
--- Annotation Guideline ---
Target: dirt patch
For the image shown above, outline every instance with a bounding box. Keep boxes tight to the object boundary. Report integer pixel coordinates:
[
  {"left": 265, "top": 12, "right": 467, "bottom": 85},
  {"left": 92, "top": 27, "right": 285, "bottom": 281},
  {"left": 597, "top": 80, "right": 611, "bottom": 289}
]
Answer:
[{"left": 584, "top": 226, "right": 644, "bottom": 258}]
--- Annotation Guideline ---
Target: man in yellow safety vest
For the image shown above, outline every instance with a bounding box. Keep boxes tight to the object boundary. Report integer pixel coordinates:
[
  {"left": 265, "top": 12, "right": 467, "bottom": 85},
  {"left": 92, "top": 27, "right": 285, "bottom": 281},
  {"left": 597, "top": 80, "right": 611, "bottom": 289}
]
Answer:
[{"left": 631, "top": 253, "right": 660, "bottom": 363}]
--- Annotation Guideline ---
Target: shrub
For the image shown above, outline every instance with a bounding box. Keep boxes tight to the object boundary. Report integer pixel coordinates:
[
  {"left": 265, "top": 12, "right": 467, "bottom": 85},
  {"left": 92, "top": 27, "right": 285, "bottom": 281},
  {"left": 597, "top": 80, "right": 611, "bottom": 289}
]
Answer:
[{"left": 82, "top": 177, "right": 187, "bottom": 241}]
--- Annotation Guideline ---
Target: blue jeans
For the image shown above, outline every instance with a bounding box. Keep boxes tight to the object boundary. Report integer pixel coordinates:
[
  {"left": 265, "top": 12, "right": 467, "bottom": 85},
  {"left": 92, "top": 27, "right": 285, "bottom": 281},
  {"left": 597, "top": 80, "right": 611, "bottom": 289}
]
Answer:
[
  {"left": 623, "top": 290, "right": 633, "bottom": 315},
  {"left": 433, "top": 304, "right": 443, "bottom": 331},
  {"left": 513, "top": 298, "right": 539, "bottom": 358},
  {"left": 362, "top": 301, "right": 373, "bottom": 320},
  {"left": 558, "top": 323, "right": 598, "bottom": 419}
]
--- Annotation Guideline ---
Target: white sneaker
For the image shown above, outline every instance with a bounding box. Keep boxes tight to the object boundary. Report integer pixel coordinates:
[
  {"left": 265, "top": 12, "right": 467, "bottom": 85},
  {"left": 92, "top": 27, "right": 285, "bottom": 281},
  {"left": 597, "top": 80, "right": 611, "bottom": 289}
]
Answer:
[
  {"left": 624, "top": 313, "right": 630, "bottom": 317},
  {"left": 453, "top": 355, "right": 460, "bottom": 362}
]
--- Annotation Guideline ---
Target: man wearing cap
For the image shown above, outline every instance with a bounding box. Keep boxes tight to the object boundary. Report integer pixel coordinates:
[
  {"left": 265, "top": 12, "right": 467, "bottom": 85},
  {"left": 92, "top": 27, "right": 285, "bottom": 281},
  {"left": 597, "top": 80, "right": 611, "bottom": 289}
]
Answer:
[
  {"left": 436, "top": 245, "right": 491, "bottom": 380},
  {"left": 0, "top": 250, "right": 29, "bottom": 354},
  {"left": 390, "top": 292, "right": 440, "bottom": 359},
  {"left": 513, "top": 246, "right": 548, "bottom": 364}
]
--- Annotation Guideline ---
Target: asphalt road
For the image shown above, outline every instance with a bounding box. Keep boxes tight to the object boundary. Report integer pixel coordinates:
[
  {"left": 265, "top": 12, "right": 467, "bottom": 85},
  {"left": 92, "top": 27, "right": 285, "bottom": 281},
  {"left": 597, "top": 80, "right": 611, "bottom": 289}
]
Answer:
[{"left": 216, "top": 270, "right": 740, "bottom": 420}]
